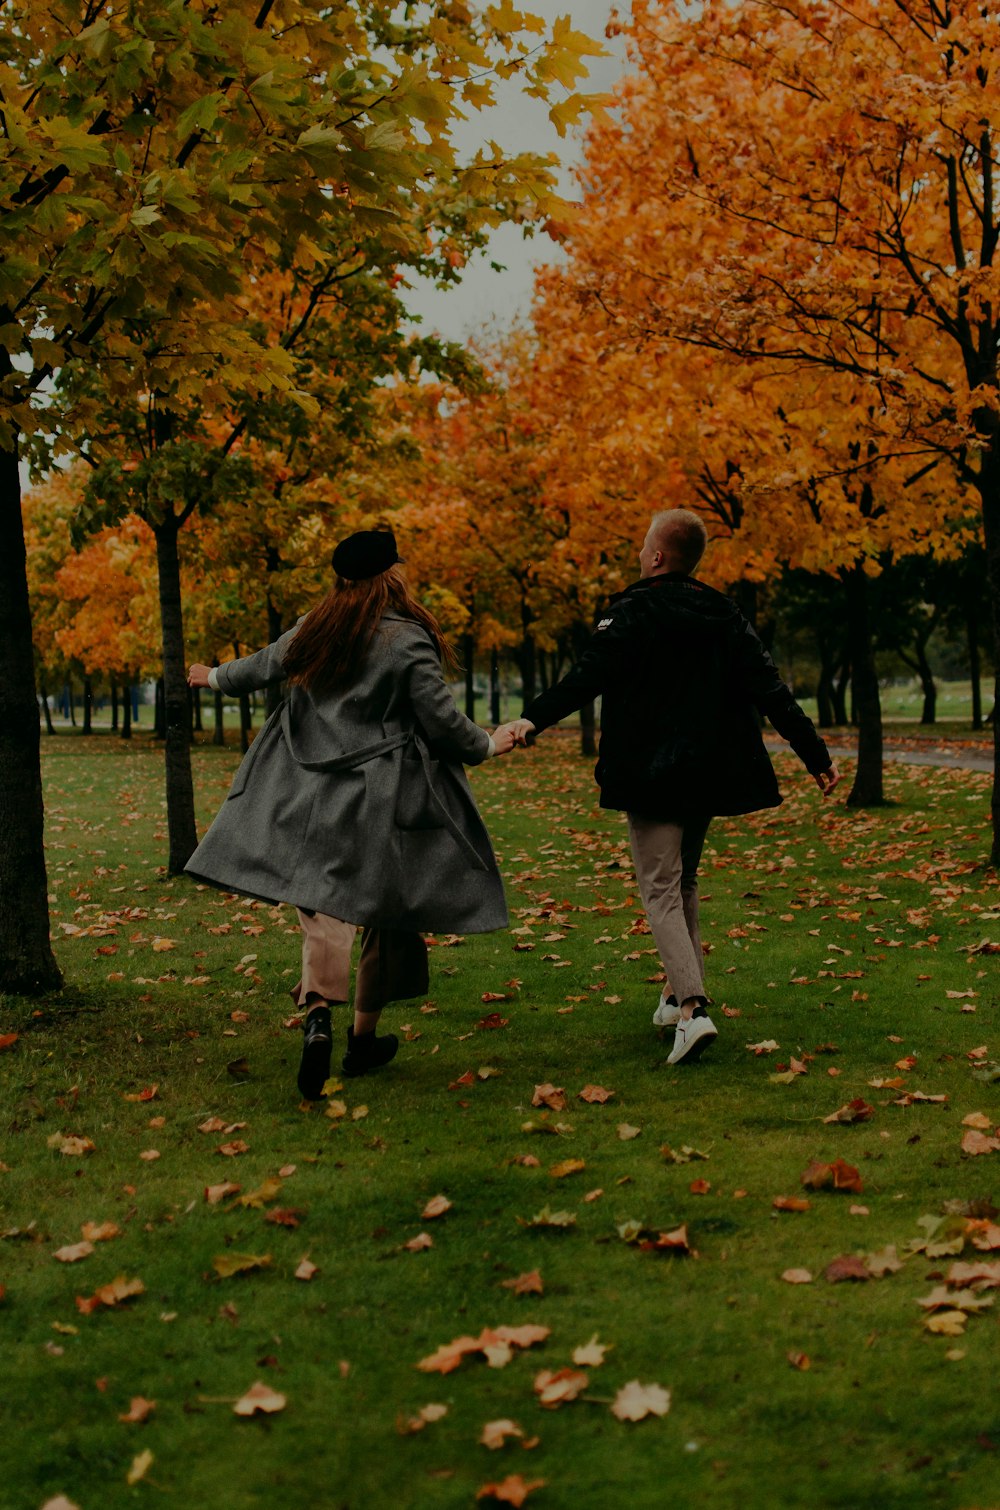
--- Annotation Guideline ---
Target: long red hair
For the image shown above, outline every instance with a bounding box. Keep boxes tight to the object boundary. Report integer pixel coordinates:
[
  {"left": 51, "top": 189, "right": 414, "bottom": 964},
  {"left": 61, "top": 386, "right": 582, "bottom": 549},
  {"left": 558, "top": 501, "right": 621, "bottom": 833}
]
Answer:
[{"left": 282, "top": 566, "right": 456, "bottom": 694}]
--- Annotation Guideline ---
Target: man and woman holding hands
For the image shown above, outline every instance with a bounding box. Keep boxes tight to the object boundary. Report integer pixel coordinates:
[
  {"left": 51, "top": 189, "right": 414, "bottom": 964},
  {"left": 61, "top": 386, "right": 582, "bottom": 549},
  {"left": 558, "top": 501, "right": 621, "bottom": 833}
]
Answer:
[{"left": 187, "top": 510, "right": 838, "bottom": 1099}]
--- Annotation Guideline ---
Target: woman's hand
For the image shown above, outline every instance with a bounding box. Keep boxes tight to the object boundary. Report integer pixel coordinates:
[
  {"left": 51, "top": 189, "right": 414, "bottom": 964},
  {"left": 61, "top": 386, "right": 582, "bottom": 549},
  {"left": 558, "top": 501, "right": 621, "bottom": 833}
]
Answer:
[
  {"left": 491, "top": 725, "right": 518, "bottom": 756},
  {"left": 187, "top": 663, "right": 213, "bottom": 689}
]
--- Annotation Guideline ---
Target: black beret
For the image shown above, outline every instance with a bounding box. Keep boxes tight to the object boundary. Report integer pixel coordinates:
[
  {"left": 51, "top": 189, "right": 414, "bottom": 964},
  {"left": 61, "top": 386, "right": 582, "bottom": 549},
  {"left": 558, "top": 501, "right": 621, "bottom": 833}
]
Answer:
[{"left": 332, "top": 527, "right": 402, "bottom": 581}]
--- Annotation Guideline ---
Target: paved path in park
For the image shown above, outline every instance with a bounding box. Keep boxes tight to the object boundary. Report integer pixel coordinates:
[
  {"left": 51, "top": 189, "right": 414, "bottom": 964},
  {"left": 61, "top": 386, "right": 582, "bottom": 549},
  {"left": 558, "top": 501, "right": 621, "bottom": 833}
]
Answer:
[{"left": 764, "top": 735, "right": 993, "bottom": 774}]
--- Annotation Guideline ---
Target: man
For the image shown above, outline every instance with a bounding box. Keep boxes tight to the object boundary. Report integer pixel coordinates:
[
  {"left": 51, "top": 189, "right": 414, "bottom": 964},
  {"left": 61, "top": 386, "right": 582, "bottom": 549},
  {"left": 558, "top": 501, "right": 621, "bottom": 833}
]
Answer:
[{"left": 500, "top": 509, "right": 839, "bottom": 1065}]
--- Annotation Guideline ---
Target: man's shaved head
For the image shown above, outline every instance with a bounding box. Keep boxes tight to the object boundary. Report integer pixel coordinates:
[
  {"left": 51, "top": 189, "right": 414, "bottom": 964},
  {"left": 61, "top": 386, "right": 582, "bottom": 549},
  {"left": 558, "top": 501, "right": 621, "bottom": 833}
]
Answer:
[{"left": 642, "top": 509, "right": 708, "bottom": 577}]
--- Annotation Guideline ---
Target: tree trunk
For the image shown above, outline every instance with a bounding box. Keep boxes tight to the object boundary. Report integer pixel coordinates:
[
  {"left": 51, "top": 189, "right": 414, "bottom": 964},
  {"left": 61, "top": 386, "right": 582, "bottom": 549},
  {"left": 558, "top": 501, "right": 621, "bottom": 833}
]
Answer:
[
  {"left": 153, "top": 519, "right": 199, "bottom": 873},
  {"left": 0, "top": 426, "right": 62, "bottom": 993},
  {"left": 815, "top": 664, "right": 834, "bottom": 728},
  {"left": 978, "top": 448, "right": 1000, "bottom": 865},
  {"left": 915, "top": 641, "right": 937, "bottom": 725},
  {"left": 153, "top": 677, "right": 165, "bottom": 738},
  {"left": 968, "top": 608, "right": 983, "bottom": 731},
  {"left": 843, "top": 566, "right": 885, "bottom": 807},
  {"left": 517, "top": 633, "right": 537, "bottom": 707},
  {"left": 462, "top": 634, "right": 476, "bottom": 721},
  {"left": 580, "top": 699, "right": 597, "bottom": 757},
  {"left": 121, "top": 681, "right": 132, "bottom": 740},
  {"left": 111, "top": 681, "right": 119, "bottom": 733},
  {"left": 82, "top": 675, "right": 93, "bottom": 735},
  {"left": 832, "top": 661, "right": 850, "bottom": 725},
  {"left": 39, "top": 682, "right": 55, "bottom": 736},
  {"left": 490, "top": 649, "right": 501, "bottom": 725},
  {"left": 192, "top": 685, "right": 203, "bottom": 733},
  {"left": 67, "top": 680, "right": 76, "bottom": 726}
]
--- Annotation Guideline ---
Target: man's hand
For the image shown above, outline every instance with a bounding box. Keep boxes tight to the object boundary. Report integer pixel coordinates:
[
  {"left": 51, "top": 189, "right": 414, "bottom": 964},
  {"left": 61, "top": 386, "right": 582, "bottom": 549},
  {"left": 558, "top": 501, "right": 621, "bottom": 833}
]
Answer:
[
  {"left": 502, "top": 718, "right": 536, "bottom": 747},
  {"left": 813, "top": 763, "right": 841, "bottom": 796},
  {"left": 187, "top": 663, "right": 213, "bottom": 689}
]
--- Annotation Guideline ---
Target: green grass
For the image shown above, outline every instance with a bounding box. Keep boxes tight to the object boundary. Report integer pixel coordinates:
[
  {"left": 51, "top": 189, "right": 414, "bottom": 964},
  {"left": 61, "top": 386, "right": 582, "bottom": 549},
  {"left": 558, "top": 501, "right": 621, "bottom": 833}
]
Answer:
[{"left": 2, "top": 733, "right": 998, "bottom": 1510}]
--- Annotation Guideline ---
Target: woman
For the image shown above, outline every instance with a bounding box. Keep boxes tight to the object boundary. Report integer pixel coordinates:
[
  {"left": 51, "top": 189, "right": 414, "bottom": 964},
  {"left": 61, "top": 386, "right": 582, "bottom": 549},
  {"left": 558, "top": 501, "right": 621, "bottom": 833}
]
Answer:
[{"left": 186, "top": 527, "right": 514, "bottom": 1098}]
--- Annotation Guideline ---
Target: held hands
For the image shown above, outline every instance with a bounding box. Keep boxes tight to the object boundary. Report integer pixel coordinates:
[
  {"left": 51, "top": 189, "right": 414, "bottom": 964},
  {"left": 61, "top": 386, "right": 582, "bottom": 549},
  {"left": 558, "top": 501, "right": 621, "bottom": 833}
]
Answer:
[
  {"left": 187, "top": 664, "right": 213, "bottom": 689},
  {"left": 491, "top": 719, "right": 537, "bottom": 757},
  {"left": 813, "top": 762, "right": 841, "bottom": 797}
]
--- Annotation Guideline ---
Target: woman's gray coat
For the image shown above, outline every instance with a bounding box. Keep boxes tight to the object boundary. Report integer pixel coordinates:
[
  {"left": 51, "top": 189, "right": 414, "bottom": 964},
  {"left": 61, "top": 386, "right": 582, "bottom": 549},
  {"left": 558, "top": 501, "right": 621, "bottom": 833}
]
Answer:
[{"left": 185, "top": 613, "right": 508, "bottom": 933}]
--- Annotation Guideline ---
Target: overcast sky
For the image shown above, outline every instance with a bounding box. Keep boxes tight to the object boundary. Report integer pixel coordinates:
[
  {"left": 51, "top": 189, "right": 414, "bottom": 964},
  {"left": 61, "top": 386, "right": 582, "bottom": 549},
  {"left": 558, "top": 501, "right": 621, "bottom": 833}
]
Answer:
[{"left": 402, "top": 0, "right": 629, "bottom": 343}]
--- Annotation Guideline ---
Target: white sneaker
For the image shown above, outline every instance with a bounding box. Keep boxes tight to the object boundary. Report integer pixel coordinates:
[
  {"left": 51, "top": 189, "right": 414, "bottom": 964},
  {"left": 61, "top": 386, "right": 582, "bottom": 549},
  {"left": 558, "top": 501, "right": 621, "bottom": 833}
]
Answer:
[
  {"left": 666, "top": 1012, "right": 718, "bottom": 1065},
  {"left": 652, "top": 992, "right": 681, "bottom": 1028}
]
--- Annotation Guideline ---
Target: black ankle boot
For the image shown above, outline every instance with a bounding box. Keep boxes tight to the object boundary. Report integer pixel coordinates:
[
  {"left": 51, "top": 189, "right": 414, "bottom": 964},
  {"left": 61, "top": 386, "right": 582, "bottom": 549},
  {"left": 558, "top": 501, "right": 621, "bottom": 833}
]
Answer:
[
  {"left": 341, "top": 1025, "right": 399, "bottom": 1078},
  {"left": 297, "top": 1007, "right": 332, "bottom": 1099}
]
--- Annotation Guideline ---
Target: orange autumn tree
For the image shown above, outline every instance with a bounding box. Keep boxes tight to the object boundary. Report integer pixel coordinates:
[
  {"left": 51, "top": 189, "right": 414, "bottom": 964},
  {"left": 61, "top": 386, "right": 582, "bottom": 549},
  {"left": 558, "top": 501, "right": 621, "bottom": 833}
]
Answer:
[{"left": 549, "top": 0, "right": 999, "bottom": 852}]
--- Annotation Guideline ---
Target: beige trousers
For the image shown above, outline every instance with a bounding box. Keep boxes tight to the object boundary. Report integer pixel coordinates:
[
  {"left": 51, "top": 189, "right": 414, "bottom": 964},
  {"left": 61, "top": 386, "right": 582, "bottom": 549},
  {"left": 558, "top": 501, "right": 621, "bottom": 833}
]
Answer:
[
  {"left": 292, "top": 909, "right": 429, "bottom": 1013},
  {"left": 627, "top": 813, "right": 712, "bottom": 1006}
]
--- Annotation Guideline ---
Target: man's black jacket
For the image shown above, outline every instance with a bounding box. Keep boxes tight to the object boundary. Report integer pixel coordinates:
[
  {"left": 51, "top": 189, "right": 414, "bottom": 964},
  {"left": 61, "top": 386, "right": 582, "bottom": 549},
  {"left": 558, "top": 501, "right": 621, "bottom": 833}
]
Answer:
[{"left": 522, "top": 573, "right": 830, "bottom": 820}]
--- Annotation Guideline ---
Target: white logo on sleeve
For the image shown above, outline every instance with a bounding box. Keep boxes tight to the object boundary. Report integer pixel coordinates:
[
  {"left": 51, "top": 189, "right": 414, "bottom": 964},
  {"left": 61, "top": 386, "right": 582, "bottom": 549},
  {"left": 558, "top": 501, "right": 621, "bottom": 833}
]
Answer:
[{"left": 596, "top": 617, "right": 614, "bottom": 631}]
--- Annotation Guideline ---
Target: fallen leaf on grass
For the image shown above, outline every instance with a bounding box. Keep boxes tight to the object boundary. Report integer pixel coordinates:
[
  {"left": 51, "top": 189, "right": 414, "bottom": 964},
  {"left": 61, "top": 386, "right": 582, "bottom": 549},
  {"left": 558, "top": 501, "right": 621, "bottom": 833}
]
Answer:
[
  {"left": 781, "top": 1269, "right": 813, "bottom": 1284},
  {"left": 0, "top": 1033, "right": 18, "bottom": 1052},
  {"left": 205, "top": 1182, "right": 241, "bottom": 1205},
  {"left": 746, "top": 1040, "right": 780, "bottom": 1056},
  {"left": 81, "top": 1222, "right": 121, "bottom": 1243},
  {"left": 578, "top": 1084, "right": 614, "bottom": 1104},
  {"left": 825, "top": 1254, "right": 870, "bottom": 1283},
  {"left": 405, "top": 1233, "right": 434, "bottom": 1253},
  {"left": 40, "top": 1498, "right": 80, "bottom": 1510},
  {"left": 549, "top": 1159, "right": 585, "bottom": 1179},
  {"left": 572, "top": 1335, "right": 612, "bottom": 1366},
  {"left": 923, "top": 1310, "right": 968, "bottom": 1336},
  {"left": 418, "top": 1325, "right": 550, "bottom": 1375},
  {"left": 119, "top": 1396, "right": 156, "bottom": 1423},
  {"left": 476, "top": 1475, "right": 546, "bottom": 1506},
  {"left": 217, "top": 1141, "right": 249, "bottom": 1157},
  {"left": 661, "top": 1144, "right": 710, "bottom": 1164},
  {"left": 962, "top": 1112, "right": 993, "bottom": 1130},
  {"left": 534, "top": 1367, "right": 590, "bottom": 1407},
  {"left": 640, "top": 1225, "right": 692, "bottom": 1256},
  {"left": 75, "top": 1275, "right": 144, "bottom": 1314},
  {"left": 235, "top": 1177, "right": 283, "bottom": 1209},
  {"left": 532, "top": 1084, "right": 566, "bottom": 1111},
  {"left": 502, "top": 1270, "right": 543, "bottom": 1296},
  {"left": 892, "top": 1092, "right": 948, "bottom": 1107},
  {"left": 397, "top": 1403, "right": 448, "bottom": 1435},
  {"left": 294, "top": 1258, "right": 318, "bottom": 1281},
  {"left": 54, "top": 1242, "right": 94, "bottom": 1264},
  {"left": 517, "top": 1206, "right": 576, "bottom": 1230},
  {"left": 970, "top": 1222, "right": 1000, "bottom": 1252},
  {"left": 917, "top": 1285, "right": 994, "bottom": 1314},
  {"left": 233, "top": 1381, "right": 286, "bottom": 1416},
  {"left": 47, "top": 1134, "right": 95, "bottom": 1156},
  {"left": 773, "top": 1196, "right": 811, "bottom": 1213},
  {"left": 478, "top": 1066, "right": 501, "bottom": 1080},
  {"left": 511, "top": 1154, "right": 541, "bottom": 1168},
  {"left": 962, "top": 1130, "right": 1000, "bottom": 1156},
  {"left": 800, "top": 1158, "right": 863, "bottom": 1194},
  {"left": 478, "top": 1013, "right": 509, "bottom": 1031},
  {"left": 212, "top": 1253, "right": 271, "bottom": 1279},
  {"left": 610, "top": 1380, "right": 671, "bottom": 1422},
  {"left": 138, "top": 1149, "right": 160, "bottom": 1162},
  {"left": 422, "top": 1195, "right": 452, "bottom": 1219},
  {"left": 787, "top": 1351, "right": 811, "bottom": 1371},
  {"left": 123, "top": 1085, "right": 158, "bottom": 1103},
  {"left": 689, "top": 1178, "right": 711, "bottom": 1195},
  {"left": 865, "top": 1246, "right": 903, "bottom": 1277},
  {"left": 480, "top": 1418, "right": 524, "bottom": 1449},
  {"left": 822, "top": 1099, "right": 874, "bottom": 1125},
  {"left": 126, "top": 1449, "right": 154, "bottom": 1484},
  {"left": 264, "top": 1208, "right": 303, "bottom": 1228},
  {"left": 617, "top": 1123, "right": 642, "bottom": 1141}
]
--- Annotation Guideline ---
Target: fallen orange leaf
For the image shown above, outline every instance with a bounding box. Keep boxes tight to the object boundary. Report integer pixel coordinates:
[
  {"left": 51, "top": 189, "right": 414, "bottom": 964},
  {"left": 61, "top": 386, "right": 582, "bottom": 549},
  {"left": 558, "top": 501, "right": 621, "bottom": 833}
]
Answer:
[{"left": 233, "top": 1381, "right": 286, "bottom": 1416}]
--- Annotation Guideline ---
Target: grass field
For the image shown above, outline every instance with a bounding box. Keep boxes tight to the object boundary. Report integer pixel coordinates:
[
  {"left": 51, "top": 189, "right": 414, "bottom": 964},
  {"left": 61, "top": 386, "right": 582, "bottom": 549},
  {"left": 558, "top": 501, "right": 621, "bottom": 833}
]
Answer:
[{"left": 2, "top": 732, "right": 999, "bottom": 1510}]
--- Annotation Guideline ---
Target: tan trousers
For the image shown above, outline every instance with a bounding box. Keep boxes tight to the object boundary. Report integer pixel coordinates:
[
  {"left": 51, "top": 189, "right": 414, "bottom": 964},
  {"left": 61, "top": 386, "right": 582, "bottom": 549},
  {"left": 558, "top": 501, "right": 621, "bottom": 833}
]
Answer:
[
  {"left": 292, "top": 909, "right": 429, "bottom": 1013},
  {"left": 627, "top": 813, "right": 712, "bottom": 1006}
]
